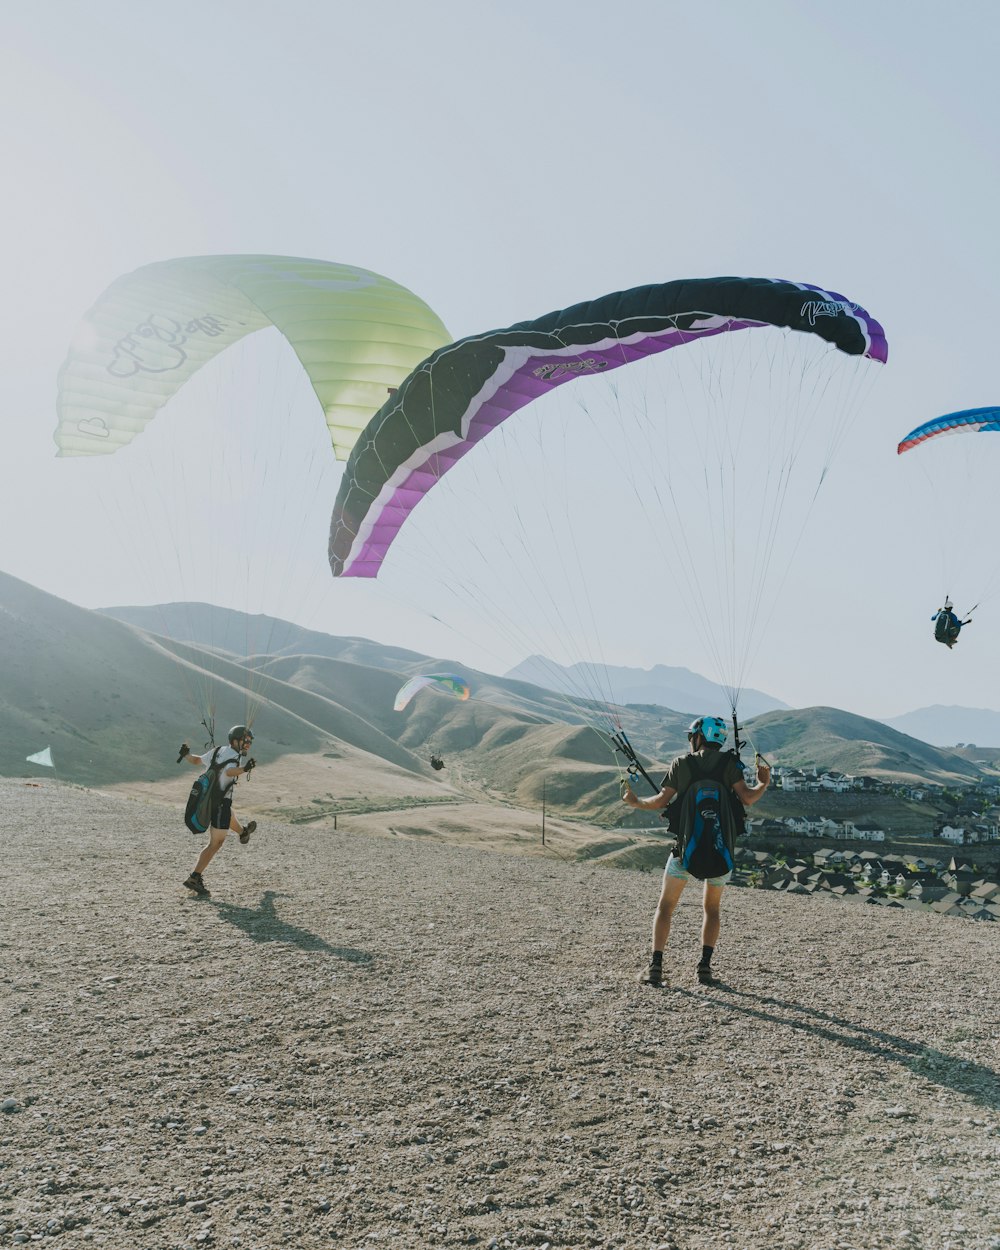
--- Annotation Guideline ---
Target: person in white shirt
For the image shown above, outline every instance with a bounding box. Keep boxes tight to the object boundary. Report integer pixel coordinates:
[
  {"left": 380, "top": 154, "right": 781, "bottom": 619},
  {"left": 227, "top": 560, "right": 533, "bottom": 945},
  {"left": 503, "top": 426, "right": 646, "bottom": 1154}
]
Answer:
[{"left": 179, "top": 725, "right": 258, "bottom": 896}]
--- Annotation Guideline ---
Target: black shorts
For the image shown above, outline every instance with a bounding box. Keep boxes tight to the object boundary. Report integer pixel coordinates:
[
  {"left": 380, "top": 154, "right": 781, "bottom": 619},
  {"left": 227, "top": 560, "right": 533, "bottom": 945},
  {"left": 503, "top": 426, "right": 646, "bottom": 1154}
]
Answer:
[{"left": 211, "top": 796, "right": 233, "bottom": 831}]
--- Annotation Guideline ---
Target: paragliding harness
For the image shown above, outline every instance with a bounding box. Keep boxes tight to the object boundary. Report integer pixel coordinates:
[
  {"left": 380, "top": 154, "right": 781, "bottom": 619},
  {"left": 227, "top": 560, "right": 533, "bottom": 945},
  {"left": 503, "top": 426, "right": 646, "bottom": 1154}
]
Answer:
[
  {"left": 184, "top": 747, "right": 230, "bottom": 835},
  {"left": 430, "top": 754, "right": 445, "bottom": 771},
  {"left": 612, "top": 716, "right": 749, "bottom": 879},
  {"left": 934, "top": 598, "right": 973, "bottom": 648},
  {"left": 666, "top": 749, "right": 745, "bottom": 880}
]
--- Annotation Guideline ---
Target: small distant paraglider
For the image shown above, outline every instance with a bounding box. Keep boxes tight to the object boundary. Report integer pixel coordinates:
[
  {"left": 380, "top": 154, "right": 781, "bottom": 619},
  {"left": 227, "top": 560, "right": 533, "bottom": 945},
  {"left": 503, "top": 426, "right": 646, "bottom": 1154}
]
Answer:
[
  {"left": 932, "top": 598, "right": 973, "bottom": 649},
  {"left": 393, "top": 673, "right": 470, "bottom": 712},
  {"left": 898, "top": 410, "right": 994, "bottom": 650},
  {"left": 429, "top": 754, "right": 445, "bottom": 771}
]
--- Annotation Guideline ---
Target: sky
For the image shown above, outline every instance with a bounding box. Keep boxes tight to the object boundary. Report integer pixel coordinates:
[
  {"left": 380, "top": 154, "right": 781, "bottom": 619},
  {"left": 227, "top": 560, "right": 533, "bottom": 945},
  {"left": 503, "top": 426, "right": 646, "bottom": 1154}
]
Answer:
[{"left": 3, "top": 0, "right": 1000, "bottom": 721}]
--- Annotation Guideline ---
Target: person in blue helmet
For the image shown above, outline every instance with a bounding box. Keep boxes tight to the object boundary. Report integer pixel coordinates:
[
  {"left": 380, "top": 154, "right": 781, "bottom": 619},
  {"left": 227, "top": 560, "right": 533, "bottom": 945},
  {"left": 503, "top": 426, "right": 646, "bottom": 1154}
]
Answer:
[
  {"left": 932, "top": 599, "right": 971, "bottom": 649},
  {"left": 622, "top": 715, "right": 770, "bottom": 987}
]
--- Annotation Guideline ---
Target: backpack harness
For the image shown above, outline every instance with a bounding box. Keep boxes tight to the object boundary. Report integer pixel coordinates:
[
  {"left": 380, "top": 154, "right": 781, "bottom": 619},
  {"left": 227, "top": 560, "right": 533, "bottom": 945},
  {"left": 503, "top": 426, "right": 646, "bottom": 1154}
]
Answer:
[
  {"left": 184, "top": 747, "right": 234, "bottom": 835},
  {"left": 666, "top": 750, "right": 745, "bottom": 880}
]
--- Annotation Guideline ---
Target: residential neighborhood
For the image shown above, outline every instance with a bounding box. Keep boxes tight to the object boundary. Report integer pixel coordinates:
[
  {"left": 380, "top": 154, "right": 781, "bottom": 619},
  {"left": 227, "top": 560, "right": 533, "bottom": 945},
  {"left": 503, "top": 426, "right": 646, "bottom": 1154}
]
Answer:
[
  {"left": 765, "top": 766, "right": 1000, "bottom": 845},
  {"left": 731, "top": 847, "right": 1000, "bottom": 922}
]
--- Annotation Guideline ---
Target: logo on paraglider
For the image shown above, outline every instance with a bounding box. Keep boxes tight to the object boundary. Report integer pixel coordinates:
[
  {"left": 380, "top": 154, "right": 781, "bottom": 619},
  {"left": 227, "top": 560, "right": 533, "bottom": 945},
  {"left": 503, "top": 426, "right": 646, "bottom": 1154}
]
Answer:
[
  {"left": 107, "top": 312, "right": 233, "bottom": 376},
  {"left": 800, "top": 299, "right": 860, "bottom": 326},
  {"left": 533, "top": 357, "right": 610, "bottom": 383},
  {"left": 77, "top": 417, "right": 110, "bottom": 439}
]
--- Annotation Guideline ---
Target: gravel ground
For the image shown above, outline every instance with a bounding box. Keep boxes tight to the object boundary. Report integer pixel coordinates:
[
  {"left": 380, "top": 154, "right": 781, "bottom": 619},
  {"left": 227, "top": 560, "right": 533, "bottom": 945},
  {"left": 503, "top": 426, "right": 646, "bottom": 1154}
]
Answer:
[{"left": 1, "top": 778, "right": 998, "bottom": 1250}]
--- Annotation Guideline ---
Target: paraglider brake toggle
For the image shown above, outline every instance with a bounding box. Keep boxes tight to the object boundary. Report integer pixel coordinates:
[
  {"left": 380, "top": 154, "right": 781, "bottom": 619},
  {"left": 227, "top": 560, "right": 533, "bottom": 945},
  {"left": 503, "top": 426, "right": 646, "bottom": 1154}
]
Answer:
[{"left": 611, "top": 730, "right": 661, "bottom": 798}]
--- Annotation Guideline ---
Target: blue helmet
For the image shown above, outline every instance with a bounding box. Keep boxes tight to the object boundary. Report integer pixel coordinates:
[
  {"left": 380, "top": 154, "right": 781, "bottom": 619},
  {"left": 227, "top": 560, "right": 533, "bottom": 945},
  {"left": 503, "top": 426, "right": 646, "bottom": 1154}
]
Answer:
[{"left": 688, "top": 715, "right": 727, "bottom": 746}]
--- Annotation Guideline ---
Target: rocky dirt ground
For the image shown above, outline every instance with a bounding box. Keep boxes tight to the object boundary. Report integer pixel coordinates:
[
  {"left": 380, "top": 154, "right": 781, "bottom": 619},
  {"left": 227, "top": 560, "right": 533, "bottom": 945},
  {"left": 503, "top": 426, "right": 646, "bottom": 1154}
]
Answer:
[{"left": 1, "top": 778, "right": 998, "bottom": 1250}]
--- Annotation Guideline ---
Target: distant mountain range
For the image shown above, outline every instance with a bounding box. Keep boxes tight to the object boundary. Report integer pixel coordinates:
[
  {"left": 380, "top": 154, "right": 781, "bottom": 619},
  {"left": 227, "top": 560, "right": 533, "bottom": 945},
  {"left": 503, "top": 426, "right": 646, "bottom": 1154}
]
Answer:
[
  {"left": 505, "top": 658, "right": 1000, "bottom": 753},
  {"left": 0, "top": 575, "right": 991, "bottom": 826},
  {"left": 880, "top": 705, "right": 1000, "bottom": 749},
  {"left": 505, "top": 656, "right": 788, "bottom": 719}
]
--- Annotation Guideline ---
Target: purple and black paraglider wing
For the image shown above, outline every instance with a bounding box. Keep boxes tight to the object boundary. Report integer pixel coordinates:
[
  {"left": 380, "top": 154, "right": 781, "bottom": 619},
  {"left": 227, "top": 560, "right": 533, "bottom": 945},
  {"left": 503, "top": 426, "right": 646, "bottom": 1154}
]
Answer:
[{"left": 329, "top": 276, "right": 886, "bottom": 579}]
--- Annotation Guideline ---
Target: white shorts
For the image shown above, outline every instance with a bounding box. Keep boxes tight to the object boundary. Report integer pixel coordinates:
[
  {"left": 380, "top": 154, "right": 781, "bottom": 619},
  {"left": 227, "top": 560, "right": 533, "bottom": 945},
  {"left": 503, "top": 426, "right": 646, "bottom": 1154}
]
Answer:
[{"left": 664, "top": 851, "right": 732, "bottom": 888}]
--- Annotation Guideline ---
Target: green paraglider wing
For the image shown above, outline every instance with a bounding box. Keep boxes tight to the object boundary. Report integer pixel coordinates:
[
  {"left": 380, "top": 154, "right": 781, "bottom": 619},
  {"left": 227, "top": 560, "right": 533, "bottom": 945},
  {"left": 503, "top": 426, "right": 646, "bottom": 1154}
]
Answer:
[{"left": 55, "top": 255, "right": 450, "bottom": 460}]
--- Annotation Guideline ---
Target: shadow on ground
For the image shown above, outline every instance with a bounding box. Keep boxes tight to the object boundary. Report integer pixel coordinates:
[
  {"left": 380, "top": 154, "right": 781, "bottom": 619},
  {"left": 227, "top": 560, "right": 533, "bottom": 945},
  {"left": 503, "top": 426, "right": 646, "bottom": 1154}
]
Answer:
[
  {"left": 672, "top": 983, "right": 1000, "bottom": 1111},
  {"left": 208, "top": 890, "right": 374, "bottom": 964}
]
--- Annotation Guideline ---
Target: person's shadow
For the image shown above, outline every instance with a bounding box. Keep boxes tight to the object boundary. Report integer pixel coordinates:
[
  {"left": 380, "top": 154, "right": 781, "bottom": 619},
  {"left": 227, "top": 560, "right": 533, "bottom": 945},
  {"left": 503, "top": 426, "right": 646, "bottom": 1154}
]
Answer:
[
  {"left": 209, "top": 890, "right": 373, "bottom": 965},
  {"left": 675, "top": 984, "right": 1000, "bottom": 1110}
]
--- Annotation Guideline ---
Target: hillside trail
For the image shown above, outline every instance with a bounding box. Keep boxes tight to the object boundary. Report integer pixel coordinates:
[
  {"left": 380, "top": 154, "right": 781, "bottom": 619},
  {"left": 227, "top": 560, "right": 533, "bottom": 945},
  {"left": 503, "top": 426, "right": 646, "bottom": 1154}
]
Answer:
[{"left": 2, "top": 779, "right": 998, "bottom": 1250}]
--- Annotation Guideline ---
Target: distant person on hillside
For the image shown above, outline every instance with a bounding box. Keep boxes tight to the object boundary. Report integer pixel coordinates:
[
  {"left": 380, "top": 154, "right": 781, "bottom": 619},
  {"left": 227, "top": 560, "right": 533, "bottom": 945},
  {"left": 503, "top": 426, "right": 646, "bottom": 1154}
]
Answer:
[
  {"left": 621, "top": 715, "right": 771, "bottom": 987},
  {"left": 178, "top": 724, "right": 258, "bottom": 897},
  {"left": 932, "top": 599, "right": 971, "bottom": 649}
]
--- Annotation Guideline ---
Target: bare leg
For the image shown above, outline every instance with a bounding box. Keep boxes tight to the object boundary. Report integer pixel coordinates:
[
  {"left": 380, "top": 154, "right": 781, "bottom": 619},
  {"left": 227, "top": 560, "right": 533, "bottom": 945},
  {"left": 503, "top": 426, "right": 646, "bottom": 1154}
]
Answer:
[
  {"left": 701, "top": 882, "right": 723, "bottom": 949},
  {"left": 652, "top": 873, "right": 686, "bottom": 954},
  {"left": 194, "top": 826, "right": 228, "bottom": 875}
]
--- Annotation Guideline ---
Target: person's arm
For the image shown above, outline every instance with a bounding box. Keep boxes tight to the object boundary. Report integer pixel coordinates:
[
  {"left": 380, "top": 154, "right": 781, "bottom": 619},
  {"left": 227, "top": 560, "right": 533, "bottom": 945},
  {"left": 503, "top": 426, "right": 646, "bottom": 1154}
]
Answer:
[
  {"left": 224, "top": 758, "right": 256, "bottom": 779},
  {"left": 733, "top": 759, "right": 771, "bottom": 807},
  {"left": 622, "top": 780, "right": 677, "bottom": 811},
  {"left": 184, "top": 751, "right": 205, "bottom": 768}
]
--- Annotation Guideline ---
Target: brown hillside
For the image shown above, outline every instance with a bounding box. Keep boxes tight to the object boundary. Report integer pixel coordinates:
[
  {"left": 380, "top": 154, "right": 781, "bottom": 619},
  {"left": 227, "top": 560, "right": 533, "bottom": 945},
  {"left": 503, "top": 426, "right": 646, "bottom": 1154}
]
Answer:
[{"left": 748, "top": 705, "right": 983, "bottom": 784}]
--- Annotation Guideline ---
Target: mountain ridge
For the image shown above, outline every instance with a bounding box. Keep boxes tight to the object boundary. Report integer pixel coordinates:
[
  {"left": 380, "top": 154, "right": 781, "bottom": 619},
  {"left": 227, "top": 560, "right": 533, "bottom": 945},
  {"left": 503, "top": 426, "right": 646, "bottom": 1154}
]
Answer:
[
  {"left": 880, "top": 703, "right": 1000, "bottom": 748},
  {"left": 0, "top": 577, "right": 988, "bottom": 825},
  {"left": 504, "top": 654, "right": 789, "bottom": 718}
]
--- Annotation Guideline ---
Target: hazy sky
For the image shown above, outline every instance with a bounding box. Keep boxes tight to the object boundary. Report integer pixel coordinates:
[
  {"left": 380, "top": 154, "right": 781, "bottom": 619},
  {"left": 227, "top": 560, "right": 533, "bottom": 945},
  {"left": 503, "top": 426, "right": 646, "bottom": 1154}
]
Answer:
[{"left": 3, "top": 0, "right": 1000, "bottom": 720}]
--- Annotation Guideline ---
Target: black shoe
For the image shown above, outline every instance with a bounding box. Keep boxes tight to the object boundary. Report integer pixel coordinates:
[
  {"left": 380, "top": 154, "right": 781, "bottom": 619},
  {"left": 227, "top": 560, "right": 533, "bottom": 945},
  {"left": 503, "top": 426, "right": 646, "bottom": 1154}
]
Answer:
[
  {"left": 183, "top": 871, "right": 210, "bottom": 897},
  {"left": 640, "top": 962, "right": 664, "bottom": 988},
  {"left": 239, "top": 820, "right": 257, "bottom": 845},
  {"left": 696, "top": 962, "right": 716, "bottom": 985}
]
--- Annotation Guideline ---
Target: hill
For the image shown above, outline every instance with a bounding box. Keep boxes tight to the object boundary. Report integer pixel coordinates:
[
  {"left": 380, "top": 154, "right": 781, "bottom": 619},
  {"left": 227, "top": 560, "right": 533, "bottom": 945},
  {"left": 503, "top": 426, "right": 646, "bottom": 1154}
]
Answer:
[
  {"left": 2, "top": 575, "right": 989, "bottom": 833},
  {"left": 747, "top": 705, "right": 984, "bottom": 784},
  {"left": 102, "top": 601, "right": 437, "bottom": 674},
  {"left": 0, "top": 572, "right": 436, "bottom": 797},
  {"left": 2, "top": 576, "right": 634, "bottom": 825},
  {"left": 97, "top": 600, "right": 688, "bottom": 822},
  {"left": 3, "top": 778, "right": 997, "bottom": 1250},
  {"left": 99, "top": 601, "right": 985, "bottom": 790}
]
